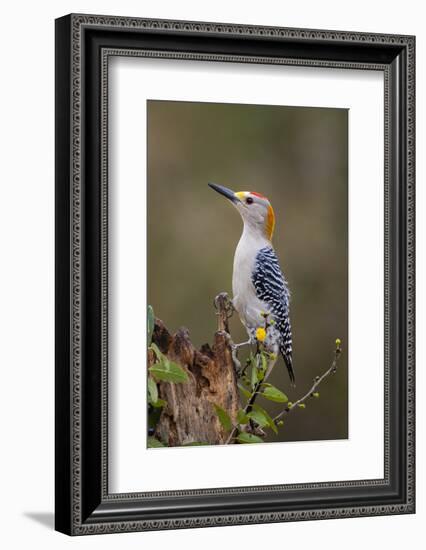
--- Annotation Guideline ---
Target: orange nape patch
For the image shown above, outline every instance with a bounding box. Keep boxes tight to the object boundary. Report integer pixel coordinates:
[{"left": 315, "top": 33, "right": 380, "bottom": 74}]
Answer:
[{"left": 265, "top": 204, "right": 275, "bottom": 240}]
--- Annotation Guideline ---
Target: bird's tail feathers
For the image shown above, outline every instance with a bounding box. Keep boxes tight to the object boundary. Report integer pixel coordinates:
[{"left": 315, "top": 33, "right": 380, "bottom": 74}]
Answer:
[{"left": 281, "top": 350, "right": 296, "bottom": 387}]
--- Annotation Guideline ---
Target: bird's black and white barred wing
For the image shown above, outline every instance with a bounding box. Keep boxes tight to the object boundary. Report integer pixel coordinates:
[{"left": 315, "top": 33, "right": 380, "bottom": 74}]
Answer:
[{"left": 252, "top": 246, "right": 295, "bottom": 384}]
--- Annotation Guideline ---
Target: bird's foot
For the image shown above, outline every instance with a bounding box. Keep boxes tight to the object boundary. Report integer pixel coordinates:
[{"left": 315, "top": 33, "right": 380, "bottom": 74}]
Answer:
[
  {"left": 232, "top": 339, "right": 252, "bottom": 350},
  {"left": 230, "top": 339, "right": 255, "bottom": 378}
]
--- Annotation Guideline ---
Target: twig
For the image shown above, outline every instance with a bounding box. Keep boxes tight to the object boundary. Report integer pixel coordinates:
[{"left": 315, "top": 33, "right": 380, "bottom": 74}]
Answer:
[{"left": 272, "top": 345, "right": 342, "bottom": 423}]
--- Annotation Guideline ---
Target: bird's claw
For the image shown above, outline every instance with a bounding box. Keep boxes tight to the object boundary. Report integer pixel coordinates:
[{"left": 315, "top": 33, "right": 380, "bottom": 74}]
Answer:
[{"left": 232, "top": 339, "right": 253, "bottom": 350}]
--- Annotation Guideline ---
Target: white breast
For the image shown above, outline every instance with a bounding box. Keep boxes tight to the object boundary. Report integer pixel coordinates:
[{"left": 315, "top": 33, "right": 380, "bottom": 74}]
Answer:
[{"left": 232, "top": 226, "right": 271, "bottom": 331}]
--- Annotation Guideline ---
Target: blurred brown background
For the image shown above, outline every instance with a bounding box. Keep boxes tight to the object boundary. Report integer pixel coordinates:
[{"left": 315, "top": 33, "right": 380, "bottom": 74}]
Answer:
[{"left": 147, "top": 100, "right": 348, "bottom": 443}]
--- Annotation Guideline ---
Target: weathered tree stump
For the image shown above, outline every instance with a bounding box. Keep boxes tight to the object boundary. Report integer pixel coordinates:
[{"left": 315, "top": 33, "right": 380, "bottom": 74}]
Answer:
[{"left": 148, "top": 314, "right": 241, "bottom": 446}]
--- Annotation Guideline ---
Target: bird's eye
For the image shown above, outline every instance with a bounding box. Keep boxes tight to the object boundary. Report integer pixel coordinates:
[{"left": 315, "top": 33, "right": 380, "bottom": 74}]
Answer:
[{"left": 246, "top": 197, "right": 254, "bottom": 205}]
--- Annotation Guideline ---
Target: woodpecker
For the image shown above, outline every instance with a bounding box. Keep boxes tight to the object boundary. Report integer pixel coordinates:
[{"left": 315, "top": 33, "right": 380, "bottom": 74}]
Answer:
[{"left": 208, "top": 182, "right": 295, "bottom": 385}]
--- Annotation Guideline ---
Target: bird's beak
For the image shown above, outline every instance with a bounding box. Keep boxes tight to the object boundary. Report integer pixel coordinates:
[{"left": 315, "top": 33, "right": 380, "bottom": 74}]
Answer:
[{"left": 208, "top": 182, "right": 240, "bottom": 204}]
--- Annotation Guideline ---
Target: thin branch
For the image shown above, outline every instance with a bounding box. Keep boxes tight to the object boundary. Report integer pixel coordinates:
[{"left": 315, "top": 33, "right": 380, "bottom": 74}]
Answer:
[
  {"left": 272, "top": 345, "right": 342, "bottom": 423},
  {"left": 224, "top": 381, "right": 262, "bottom": 444}
]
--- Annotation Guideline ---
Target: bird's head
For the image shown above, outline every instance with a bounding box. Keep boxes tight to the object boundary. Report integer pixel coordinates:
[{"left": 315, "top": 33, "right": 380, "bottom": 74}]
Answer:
[{"left": 208, "top": 182, "right": 275, "bottom": 240}]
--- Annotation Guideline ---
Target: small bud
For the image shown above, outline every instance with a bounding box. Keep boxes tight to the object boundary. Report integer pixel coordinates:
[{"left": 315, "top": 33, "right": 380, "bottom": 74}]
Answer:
[
  {"left": 277, "top": 420, "right": 284, "bottom": 426},
  {"left": 298, "top": 403, "right": 306, "bottom": 409},
  {"left": 335, "top": 338, "right": 341, "bottom": 347},
  {"left": 313, "top": 392, "right": 320, "bottom": 398},
  {"left": 287, "top": 402, "right": 293, "bottom": 407}
]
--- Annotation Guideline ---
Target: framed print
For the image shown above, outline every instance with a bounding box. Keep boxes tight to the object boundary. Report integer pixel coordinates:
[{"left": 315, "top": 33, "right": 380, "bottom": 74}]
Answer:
[{"left": 55, "top": 14, "right": 415, "bottom": 535}]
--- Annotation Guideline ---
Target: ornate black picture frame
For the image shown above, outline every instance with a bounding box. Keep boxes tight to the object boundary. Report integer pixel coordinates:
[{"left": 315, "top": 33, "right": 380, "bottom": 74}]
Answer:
[{"left": 55, "top": 14, "right": 415, "bottom": 535}]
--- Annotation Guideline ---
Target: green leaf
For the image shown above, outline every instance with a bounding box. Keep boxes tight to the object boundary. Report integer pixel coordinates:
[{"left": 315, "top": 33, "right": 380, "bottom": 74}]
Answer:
[
  {"left": 213, "top": 404, "right": 233, "bottom": 432},
  {"left": 147, "top": 376, "right": 158, "bottom": 405},
  {"left": 147, "top": 305, "right": 155, "bottom": 345},
  {"left": 237, "top": 408, "right": 249, "bottom": 424},
  {"left": 237, "top": 432, "right": 264, "bottom": 444},
  {"left": 251, "top": 363, "right": 258, "bottom": 389},
  {"left": 252, "top": 403, "right": 278, "bottom": 434},
  {"left": 260, "top": 352, "right": 268, "bottom": 372},
  {"left": 248, "top": 352, "right": 256, "bottom": 367},
  {"left": 147, "top": 436, "right": 165, "bottom": 448},
  {"left": 238, "top": 384, "right": 252, "bottom": 399},
  {"left": 149, "top": 359, "right": 189, "bottom": 383},
  {"left": 149, "top": 342, "right": 163, "bottom": 360},
  {"left": 246, "top": 410, "right": 269, "bottom": 428},
  {"left": 262, "top": 385, "right": 288, "bottom": 403},
  {"left": 151, "top": 398, "right": 166, "bottom": 409}
]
